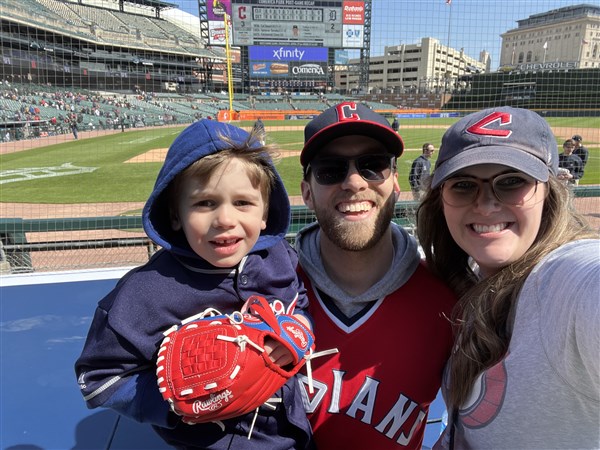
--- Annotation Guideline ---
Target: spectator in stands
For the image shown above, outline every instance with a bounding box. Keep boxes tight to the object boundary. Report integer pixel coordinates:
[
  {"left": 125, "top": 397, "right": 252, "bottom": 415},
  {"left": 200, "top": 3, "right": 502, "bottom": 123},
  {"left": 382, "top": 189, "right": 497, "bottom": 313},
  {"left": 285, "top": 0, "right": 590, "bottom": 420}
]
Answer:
[
  {"left": 558, "top": 139, "right": 584, "bottom": 186},
  {"left": 409, "top": 143, "right": 435, "bottom": 200},
  {"left": 75, "top": 119, "right": 314, "bottom": 449},
  {"left": 571, "top": 135, "right": 589, "bottom": 169}
]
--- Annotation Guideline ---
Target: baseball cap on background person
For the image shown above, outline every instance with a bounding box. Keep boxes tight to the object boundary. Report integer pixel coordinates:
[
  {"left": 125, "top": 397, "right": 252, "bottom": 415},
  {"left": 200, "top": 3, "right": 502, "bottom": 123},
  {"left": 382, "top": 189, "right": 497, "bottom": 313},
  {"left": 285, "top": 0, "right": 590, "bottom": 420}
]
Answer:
[
  {"left": 431, "top": 106, "right": 559, "bottom": 189},
  {"left": 571, "top": 134, "right": 583, "bottom": 142},
  {"left": 300, "top": 101, "right": 404, "bottom": 168}
]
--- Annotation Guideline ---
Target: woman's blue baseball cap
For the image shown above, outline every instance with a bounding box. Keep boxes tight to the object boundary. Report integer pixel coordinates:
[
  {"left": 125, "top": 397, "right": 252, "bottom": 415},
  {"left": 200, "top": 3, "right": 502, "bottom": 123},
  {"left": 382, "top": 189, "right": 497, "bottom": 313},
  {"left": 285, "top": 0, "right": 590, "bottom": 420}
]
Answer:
[{"left": 431, "top": 106, "right": 559, "bottom": 188}]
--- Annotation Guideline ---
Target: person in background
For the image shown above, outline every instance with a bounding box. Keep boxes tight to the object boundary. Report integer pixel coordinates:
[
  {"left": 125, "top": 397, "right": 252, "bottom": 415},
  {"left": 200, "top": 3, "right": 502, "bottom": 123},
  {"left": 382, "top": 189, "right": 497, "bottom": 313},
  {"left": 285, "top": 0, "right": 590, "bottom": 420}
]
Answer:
[
  {"left": 253, "top": 117, "right": 266, "bottom": 145},
  {"left": 409, "top": 143, "right": 435, "bottom": 200},
  {"left": 295, "top": 101, "right": 456, "bottom": 449},
  {"left": 417, "top": 106, "right": 599, "bottom": 449},
  {"left": 571, "top": 134, "right": 589, "bottom": 168},
  {"left": 558, "top": 138, "right": 584, "bottom": 186},
  {"left": 70, "top": 118, "right": 78, "bottom": 140},
  {"left": 75, "top": 119, "right": 314, "bottom": 449},
  {"left": 391, "top": 117, "right": 399, "bottom": 133}
]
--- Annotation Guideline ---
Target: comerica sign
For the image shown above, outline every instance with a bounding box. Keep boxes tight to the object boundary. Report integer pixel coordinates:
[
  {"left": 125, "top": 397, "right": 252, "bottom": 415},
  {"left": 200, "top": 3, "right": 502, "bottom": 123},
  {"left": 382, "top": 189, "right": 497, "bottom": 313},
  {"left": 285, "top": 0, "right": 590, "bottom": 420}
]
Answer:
[{"left": 292, "top": 64, "right": 326, "bottom": 75}]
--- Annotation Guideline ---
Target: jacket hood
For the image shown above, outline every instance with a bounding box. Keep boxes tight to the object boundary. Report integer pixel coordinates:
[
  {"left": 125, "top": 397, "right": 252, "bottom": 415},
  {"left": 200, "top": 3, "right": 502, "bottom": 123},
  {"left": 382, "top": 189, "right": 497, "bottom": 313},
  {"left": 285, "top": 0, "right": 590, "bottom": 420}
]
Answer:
[
  {"left": 142, "top": 119, "right": 290, "bottom": 259},
  {"left": 295, "top": 221, "right": 420, "bottom": 317}
]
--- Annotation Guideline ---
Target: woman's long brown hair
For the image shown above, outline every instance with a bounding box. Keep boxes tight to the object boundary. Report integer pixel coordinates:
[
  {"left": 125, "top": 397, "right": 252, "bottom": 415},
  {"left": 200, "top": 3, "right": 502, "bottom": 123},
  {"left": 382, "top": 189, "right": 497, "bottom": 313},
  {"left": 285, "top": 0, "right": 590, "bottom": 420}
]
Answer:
[{"left": 417, "top": 177, "right": 597, "bottom": 408}]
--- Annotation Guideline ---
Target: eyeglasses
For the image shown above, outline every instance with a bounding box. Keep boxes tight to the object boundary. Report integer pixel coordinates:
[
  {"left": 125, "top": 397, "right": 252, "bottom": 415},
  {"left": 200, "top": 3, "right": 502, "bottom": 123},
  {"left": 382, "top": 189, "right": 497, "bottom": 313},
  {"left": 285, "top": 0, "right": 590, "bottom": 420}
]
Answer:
[
  {"left": 307, "top": 154, "right": 396, "bottom": 185},
  {"left": 441, "top": 172, "right": 539, "bottom": 207}
]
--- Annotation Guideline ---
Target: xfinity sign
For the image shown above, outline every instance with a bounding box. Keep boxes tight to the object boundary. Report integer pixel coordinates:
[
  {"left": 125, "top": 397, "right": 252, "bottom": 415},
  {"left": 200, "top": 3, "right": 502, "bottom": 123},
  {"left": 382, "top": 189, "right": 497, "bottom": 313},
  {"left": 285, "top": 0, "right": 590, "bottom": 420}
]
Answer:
[
  {"left": 249, "top": 46, "right": 328, "bottom": 62},
  {"left": 274, "top": 48, "right": 305, "bottom": 61}
]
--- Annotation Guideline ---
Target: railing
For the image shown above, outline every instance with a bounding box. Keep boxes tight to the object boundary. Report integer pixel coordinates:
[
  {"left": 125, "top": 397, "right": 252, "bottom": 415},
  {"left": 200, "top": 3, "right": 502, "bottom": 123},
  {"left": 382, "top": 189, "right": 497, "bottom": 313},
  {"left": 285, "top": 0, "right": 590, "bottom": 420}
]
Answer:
[
  {"left": 0, "top": 202, "right": 420, "bottom": 274},
  {"left": 0, "top": 201, "right": 418, "bottom": 273},
  {"left": 2, "top": 187, "right": 598, "bottom": 274}
]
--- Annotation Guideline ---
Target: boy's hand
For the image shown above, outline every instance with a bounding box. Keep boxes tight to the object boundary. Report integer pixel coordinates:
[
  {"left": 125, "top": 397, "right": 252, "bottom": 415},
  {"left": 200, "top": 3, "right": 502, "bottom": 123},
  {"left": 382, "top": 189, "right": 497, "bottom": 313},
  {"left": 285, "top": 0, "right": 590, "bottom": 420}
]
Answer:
[
  {"left": 264, "top": 338, "right": 294, "bottom": 366},
  {"left": 265, "top": 314, "right": 311, "bottom": 366}
]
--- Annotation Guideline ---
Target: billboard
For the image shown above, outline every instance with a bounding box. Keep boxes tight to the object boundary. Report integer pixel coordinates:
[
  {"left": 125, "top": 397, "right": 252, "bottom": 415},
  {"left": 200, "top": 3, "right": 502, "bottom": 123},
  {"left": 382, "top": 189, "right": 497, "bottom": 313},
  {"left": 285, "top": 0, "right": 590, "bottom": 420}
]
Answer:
[
  {"left": 249, "top": 46, "right": 328, "bottom": 62},
  {"left": 207, "top": 0, "right": 233, "bottom": 46},
  {"left": 250, "top": 61, "right": 328, "bottom": 78},
  {"left": 249, "top": 46, "right": 328, "bottom": 79},
  {"left": 224, "top": 0, "right": 364, "bottom": 48}
]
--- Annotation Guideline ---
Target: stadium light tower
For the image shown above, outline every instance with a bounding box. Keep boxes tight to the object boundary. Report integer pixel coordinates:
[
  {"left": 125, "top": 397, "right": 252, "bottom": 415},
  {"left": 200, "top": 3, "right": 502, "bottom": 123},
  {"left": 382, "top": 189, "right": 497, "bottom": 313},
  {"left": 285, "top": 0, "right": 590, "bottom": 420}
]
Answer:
[{"left": 358, "top": 0, "right": 372, "bottom": 93}]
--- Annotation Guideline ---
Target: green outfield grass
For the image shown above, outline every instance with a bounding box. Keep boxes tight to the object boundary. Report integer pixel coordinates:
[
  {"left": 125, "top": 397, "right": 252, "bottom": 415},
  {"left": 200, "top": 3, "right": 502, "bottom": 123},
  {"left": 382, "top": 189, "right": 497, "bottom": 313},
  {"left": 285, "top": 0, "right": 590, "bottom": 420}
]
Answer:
[{"left": 1, "top": 119, "right": 598, "bottom": 203}]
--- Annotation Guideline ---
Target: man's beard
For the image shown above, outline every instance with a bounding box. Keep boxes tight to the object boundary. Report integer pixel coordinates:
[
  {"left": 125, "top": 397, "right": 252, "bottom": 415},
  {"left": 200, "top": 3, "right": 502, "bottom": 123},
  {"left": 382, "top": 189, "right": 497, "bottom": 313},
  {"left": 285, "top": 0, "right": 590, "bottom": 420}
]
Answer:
[{"left": 315, "top": 193, "right": 396, "bottom": 251}]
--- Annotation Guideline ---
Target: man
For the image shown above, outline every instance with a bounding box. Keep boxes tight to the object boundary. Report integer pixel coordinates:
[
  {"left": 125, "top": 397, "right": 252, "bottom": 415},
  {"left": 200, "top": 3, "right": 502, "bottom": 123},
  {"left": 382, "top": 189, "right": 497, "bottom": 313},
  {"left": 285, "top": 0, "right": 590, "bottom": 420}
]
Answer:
[
  {"left": 69, "top": 118, "right": 78, "bottom": 140},
  {"left": 295, "top": 102, "right": 455, "bottom": 449},
  {"left": 408, "top": 143, "right": 435, "bottom": 200},
  {"left": 391, "top": 117, "right": 399, "bottom": 133},
  {"left": 571, "top": 134, "right": 589, "bottom": 169}
]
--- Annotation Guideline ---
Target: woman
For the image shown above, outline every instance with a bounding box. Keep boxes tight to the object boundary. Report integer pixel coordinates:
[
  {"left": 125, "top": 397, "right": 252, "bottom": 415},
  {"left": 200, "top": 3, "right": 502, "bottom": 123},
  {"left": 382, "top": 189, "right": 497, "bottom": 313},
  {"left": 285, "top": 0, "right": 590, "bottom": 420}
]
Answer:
[{"left": 417, "top": 107, "right": 599, "bottom": 449}]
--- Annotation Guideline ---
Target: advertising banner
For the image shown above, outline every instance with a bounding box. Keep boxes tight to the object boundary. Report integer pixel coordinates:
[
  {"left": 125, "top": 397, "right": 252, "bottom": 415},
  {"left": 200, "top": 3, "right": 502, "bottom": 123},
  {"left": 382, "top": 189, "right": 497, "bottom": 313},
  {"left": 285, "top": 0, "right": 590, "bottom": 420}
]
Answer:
[
  {"left": 249, "top": 46, "right": 328, "bottom": 62},
  {"left": 249, "top": 46, "right": 328, "bottom": 79},
  {"left": 207, "top": 0, "right": 233, "bottom": 46}
]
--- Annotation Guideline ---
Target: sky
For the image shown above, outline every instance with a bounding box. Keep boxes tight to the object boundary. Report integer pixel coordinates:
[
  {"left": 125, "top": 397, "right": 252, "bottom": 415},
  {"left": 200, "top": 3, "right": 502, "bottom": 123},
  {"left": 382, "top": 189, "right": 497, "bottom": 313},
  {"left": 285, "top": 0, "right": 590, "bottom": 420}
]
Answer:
[{"left": 167, "top": 0, "right": 586, "bottom": 69}]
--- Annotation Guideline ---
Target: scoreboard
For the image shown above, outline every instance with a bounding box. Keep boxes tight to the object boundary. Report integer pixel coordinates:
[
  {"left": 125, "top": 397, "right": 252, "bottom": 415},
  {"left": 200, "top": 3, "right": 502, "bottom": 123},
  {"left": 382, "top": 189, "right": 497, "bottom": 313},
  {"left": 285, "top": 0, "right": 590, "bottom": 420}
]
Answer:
[{"left": 206, "top": 0, "right": 365, "bottom": 48}]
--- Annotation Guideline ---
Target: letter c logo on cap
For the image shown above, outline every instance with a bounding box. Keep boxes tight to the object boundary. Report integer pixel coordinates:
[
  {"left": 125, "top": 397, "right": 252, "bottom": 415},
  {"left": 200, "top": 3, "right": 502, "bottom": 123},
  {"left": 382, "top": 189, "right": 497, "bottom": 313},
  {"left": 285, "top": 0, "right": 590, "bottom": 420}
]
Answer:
[
  {"left": 336, "top": 102, "right": 360, "bottom": 122},
  {"left": 467, "top": 111, "right": 512, "bottom": 138}
]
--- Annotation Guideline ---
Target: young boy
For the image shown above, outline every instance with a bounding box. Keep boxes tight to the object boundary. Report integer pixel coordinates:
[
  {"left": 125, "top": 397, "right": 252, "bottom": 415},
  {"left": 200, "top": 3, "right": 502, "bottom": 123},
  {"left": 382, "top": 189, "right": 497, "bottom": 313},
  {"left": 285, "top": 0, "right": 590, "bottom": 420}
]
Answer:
[{"left": 75, "top": 119, "right": 313, "bottom": 449}]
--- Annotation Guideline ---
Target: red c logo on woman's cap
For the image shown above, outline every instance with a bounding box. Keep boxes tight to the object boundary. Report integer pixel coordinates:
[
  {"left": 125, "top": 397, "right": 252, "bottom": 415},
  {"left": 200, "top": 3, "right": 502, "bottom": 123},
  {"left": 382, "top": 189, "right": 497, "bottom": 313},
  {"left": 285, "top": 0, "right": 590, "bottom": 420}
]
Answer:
[{"left": 466, "top": 111, "right": 513, "bottom": 138}]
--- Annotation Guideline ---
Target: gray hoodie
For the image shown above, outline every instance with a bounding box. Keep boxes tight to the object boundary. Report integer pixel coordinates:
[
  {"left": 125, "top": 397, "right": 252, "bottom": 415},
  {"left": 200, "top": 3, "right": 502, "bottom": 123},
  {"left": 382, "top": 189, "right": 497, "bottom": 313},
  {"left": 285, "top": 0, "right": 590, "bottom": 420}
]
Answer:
[{"left": 295, "top": 221, "right": 421, "bottom": 318}]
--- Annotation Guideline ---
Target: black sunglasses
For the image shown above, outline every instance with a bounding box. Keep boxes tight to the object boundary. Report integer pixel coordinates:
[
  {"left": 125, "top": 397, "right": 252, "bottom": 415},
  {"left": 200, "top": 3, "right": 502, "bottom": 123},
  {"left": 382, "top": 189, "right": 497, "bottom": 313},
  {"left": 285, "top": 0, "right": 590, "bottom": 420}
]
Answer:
[{"left": 307, "top": 154, "right": 396, "bottom": 185}]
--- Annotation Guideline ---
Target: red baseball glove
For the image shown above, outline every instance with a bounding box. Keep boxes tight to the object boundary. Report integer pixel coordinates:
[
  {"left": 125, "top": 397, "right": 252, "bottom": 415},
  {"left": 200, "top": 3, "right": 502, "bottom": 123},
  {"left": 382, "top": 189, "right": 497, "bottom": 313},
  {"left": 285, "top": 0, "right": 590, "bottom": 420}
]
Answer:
[{"left": 156, "top": 295, "right": 315, "bottom": 424}]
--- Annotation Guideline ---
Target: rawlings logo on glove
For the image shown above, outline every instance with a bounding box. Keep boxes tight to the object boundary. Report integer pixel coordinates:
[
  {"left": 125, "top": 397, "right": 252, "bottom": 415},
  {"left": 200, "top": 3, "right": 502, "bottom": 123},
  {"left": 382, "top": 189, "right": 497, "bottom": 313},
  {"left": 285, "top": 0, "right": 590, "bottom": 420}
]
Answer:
[
  {"left": 156, "top": 295, "right": 315, "bottom": 425},
  {"left": 192, "top": 390, "right": 233, "bottom": 414}
]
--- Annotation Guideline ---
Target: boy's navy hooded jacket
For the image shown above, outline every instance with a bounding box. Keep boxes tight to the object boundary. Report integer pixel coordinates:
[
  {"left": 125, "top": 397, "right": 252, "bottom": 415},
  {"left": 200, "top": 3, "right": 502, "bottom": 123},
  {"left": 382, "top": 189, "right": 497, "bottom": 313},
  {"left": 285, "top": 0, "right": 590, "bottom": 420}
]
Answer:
[{"left": 75, "top": 120, "right": 312, "bottom": 449}]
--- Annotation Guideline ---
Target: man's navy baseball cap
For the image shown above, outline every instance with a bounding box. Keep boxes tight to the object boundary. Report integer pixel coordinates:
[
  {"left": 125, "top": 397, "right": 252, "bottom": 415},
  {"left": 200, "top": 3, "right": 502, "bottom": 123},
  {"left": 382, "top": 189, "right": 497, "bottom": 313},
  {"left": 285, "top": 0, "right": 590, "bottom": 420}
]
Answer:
[
  {"left": 431, "top": 106, "right": 559, "bottom": 189},
  {"left": 300, "top": 101, "right": 404, "bottom": 167},
  {"left": 572, "top": 134, "right": 583, "bottom": 142}
]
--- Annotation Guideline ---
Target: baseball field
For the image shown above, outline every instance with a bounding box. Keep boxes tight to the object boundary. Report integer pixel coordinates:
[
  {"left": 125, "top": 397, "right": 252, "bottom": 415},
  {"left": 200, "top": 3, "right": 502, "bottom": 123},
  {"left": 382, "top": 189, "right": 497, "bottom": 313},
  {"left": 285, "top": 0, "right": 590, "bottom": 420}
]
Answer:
[
  {"left": 1, "top": 116, "right": 598, "bottom": 272},
  {"left": 1, "top": 117, "right": 599, "bottom": 205}
]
